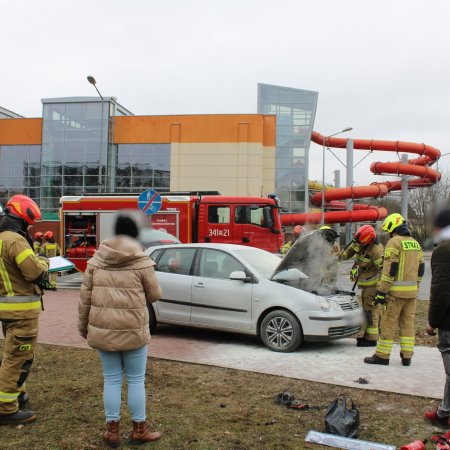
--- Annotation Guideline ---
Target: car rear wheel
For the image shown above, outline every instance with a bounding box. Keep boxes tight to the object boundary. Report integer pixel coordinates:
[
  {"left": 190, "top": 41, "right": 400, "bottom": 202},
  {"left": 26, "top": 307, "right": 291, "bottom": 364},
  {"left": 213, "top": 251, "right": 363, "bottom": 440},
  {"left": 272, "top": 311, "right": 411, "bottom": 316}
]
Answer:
[
  {"left": 260, "top": 310, "right": 303, "bottom": 352},
  {"left": 148, "top": 304, "right": 157, "bottom": 335}
]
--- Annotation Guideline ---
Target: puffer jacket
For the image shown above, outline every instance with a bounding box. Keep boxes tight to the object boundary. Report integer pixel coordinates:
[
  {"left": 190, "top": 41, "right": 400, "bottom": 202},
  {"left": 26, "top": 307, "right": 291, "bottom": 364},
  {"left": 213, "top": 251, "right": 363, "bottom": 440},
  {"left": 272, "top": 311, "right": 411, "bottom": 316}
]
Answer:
[{"left": 78, "top": 236, "right": 162, "bottom": 351}]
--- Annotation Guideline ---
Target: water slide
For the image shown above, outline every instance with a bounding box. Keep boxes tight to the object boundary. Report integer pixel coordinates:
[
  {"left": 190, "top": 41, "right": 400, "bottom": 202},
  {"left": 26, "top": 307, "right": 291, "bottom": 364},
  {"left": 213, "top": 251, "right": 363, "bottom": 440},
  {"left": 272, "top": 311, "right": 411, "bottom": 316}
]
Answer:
[{"left": 282, "top": 131, "right": 441, "bottom": 226}]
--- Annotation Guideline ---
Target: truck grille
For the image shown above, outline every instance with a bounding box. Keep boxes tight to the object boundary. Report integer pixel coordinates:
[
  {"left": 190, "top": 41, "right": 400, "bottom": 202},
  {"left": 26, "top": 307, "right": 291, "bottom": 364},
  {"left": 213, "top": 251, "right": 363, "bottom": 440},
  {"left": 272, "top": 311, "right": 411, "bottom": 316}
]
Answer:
[
  {"left": 338, "top": 298, "right": 360, "bottom": 311},
  {"left": 328, "top": 326, "right": 361, "bottom": 337}
]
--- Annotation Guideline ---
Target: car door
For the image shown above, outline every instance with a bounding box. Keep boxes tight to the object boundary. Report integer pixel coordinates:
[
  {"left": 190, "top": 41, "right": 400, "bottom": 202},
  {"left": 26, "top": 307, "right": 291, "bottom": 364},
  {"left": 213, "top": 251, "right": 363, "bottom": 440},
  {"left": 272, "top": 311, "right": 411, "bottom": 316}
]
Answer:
[
  {"left": 153, "top": 247, "right": 197, "bottom": 323},
  {"left": 190, "top": 248, "right": 253, "bottom": 330}
]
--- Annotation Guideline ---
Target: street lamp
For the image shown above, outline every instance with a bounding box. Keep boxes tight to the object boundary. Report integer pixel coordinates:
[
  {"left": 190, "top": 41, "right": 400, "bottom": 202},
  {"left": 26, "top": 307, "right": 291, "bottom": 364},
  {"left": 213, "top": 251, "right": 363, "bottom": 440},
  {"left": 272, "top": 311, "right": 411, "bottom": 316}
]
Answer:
[
  {"left": 321, "top": 127, "right": 353, "bottom": 225},
  {"left": 87, "top": 75, "right": 105, "bottom": 192}
]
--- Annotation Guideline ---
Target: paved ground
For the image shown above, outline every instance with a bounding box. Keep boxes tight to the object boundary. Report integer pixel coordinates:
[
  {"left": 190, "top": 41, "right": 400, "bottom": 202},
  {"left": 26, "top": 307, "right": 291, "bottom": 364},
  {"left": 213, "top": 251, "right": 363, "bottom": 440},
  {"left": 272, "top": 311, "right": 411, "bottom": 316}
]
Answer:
[{"left": 8, "top": 289, "right": 444, "bottom": 400}]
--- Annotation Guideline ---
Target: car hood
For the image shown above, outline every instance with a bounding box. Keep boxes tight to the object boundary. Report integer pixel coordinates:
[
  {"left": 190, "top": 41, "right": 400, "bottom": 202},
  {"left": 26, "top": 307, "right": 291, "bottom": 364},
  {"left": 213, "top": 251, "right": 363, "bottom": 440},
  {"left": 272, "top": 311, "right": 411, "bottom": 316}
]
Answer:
[{"left": 271, "top": 231, "right": 343, "bottom": 296}]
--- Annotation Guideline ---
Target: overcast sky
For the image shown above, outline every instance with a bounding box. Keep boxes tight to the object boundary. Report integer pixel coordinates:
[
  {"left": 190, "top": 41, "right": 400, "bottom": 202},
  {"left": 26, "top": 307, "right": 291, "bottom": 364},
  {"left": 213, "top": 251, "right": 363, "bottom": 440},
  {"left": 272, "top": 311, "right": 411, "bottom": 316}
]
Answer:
[{"left": 3, "top": 0, "right": 449, "bottom": 186}]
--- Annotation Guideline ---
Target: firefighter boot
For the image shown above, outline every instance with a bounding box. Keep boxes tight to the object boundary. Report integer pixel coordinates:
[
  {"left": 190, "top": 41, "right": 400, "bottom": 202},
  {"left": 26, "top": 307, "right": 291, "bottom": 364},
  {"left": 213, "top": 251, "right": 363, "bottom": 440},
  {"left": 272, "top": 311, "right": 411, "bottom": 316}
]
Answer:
[
  {"left": 18, "top": 393, "right": 29, "bottom": 407},
  {"left": 364, "top": 354, "right": 389, "bottom": 365},
  {"left": 400, "top": 352, "right": 412, "bottom": 366},
  {"left": 129, "top": 421, "right": 162, "bottom": 444},
  {"left": 357, "top": 338, "right": 377, "bottom": 347},
  {"left": 103, "top": 421, "right": 120, "bottom": 448},
  {"left": 0, "top": 409, "right": 36, "bottom": 425}
]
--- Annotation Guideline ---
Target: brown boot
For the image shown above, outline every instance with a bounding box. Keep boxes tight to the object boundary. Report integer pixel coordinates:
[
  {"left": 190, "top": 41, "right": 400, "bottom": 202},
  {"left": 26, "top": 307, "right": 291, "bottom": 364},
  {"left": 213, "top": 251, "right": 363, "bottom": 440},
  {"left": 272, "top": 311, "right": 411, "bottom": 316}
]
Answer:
[
  {"left": 130, "top": 421, "right": 161, "bottom": 444},
  {"left": 103, "top": 421, "right": 120, "bottom": 448}
]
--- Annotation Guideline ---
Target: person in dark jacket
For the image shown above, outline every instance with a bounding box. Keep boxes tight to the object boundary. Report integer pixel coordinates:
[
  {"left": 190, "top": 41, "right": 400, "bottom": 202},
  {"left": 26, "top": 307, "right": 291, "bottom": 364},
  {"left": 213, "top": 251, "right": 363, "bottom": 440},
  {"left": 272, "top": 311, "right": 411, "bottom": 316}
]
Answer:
[{"left": 424, "top": 207, "right": 450, "bottom": 429}]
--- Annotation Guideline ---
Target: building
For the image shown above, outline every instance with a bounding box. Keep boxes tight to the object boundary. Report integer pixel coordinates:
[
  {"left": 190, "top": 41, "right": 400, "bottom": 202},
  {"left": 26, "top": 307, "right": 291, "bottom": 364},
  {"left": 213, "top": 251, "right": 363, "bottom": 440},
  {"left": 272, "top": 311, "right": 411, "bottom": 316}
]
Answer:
[{"left": 0, "top": 84, "right": 317, "bottom": 219}]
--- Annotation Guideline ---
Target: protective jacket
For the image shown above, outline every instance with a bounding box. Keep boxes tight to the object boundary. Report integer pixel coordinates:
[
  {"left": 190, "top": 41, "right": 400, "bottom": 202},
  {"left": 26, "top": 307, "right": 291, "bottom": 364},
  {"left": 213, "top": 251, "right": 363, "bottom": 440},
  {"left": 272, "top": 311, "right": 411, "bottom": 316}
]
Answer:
[
  {"left": 340, "top": 241, "right": 384, "bottom": 288},
  {"left": 0, "top": 217, "right": 49, "bottom": 320},
  {"left": 78, "top": 235, "right": 162, "bottom": 352},
  {"left": 33, "top": 241, "right": 43, "bottom": 255},
  {"left": 377, "top": 234, "right": 423, "bottom": 299},
  {"left": 43, "top": 242, "right": 60, "bottom": 258}
]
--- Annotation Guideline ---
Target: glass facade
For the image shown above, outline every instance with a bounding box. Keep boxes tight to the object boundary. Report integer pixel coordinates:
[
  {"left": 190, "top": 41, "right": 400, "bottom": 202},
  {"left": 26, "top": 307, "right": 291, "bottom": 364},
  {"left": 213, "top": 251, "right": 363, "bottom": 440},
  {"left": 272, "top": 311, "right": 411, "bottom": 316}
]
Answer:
[
  {"left": 114, "top": 144, "right": 171, "bottom": 193},
  {"left": 257, "top": 83, "right": 318, "bottom": 212}
]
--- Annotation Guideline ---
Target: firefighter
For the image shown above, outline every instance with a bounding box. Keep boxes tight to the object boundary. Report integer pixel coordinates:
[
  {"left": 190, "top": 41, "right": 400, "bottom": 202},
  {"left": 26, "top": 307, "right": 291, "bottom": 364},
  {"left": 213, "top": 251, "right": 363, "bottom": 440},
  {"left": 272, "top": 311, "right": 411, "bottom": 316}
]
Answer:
[
  {"left": 42, "top": 231, "right": 60, "bottom": 290},
  {"left": 339, "top": 225, "right": 384, "bottom": 347},
  {"left": 280, "top": 225, "right": 303, "bottom": 255},
  {"left": 364, "top": 213, "right": 424, "bottom": 366},
  {"left": 33, "top": 232, "right": 44, "bottom": 255},
  {"left": 0, "top": 194, "right": 49, "bottom": 425}
]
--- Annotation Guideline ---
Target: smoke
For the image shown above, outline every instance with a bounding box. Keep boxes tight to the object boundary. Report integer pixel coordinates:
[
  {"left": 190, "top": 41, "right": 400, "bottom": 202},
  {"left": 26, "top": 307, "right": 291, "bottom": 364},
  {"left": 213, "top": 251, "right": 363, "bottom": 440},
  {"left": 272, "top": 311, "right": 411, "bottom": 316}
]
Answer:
[{"left": 286, "top": 231, "right": 339, "bottom": 295}]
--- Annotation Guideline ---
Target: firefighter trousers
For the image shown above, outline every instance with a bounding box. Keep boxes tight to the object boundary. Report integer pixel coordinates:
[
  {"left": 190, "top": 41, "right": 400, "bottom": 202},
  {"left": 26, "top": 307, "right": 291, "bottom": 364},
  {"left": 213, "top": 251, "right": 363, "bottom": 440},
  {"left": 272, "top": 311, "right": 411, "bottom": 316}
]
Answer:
[
  {"left": 49, "top": 272, "right": 57, "bottom": 289},
  {"left": 360, "top": 286, "right": 383, "bottom": 342},
  {"left": 375, "top": 295, "right": 416, "bottom": 360},
  {"left": 0, "top": 318, "right": 38, "bottom": 414}
]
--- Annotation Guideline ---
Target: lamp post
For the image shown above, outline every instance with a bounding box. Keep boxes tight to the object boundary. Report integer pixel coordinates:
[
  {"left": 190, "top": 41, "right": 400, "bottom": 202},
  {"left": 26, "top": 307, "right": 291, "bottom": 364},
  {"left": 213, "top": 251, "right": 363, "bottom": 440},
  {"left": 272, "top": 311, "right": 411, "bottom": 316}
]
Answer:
[
  {"left": 321, "top": 127, "right": 353, "bottom": 225},
  {"left": 87, "top": 75, "right": 105, "bottom": 193}
]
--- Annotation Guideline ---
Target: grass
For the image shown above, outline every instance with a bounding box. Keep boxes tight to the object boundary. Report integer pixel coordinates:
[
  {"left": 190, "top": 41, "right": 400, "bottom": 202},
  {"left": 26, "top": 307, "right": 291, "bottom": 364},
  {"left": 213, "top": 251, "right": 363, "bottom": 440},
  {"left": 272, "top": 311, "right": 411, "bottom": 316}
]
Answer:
[{"left": 0, "top": 342, "right": 445, "bottom": 450}]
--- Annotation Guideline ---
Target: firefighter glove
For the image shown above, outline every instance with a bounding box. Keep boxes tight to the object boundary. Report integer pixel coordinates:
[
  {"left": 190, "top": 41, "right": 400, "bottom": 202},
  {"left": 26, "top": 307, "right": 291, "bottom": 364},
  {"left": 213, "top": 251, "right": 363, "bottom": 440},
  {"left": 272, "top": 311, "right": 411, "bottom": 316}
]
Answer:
[
  {"left": 350, "top": 263, "right": 359, "bottom": 282},
  {"left": 373, "top": 291, "right": 388, "bottom": 310}
]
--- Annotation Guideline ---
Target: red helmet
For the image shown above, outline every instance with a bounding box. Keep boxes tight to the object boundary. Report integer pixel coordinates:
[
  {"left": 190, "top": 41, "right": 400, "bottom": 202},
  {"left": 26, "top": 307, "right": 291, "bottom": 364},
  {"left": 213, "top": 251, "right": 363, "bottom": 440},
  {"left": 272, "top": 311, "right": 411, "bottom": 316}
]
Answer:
[
  {"left": 44, "top": 231, "right": 54, "bottom": 239},
  {"left": 6, "top": 195, "right": 41, "bottom": 225},
  {"left": 293, "top": 225, "right": 303, "bottom": 236},
  {"left": 354, "top": 225, "right": 376, "bottom": 246},
  {"left": 35, "top": 232, "right": 44, "bottom": 239}
]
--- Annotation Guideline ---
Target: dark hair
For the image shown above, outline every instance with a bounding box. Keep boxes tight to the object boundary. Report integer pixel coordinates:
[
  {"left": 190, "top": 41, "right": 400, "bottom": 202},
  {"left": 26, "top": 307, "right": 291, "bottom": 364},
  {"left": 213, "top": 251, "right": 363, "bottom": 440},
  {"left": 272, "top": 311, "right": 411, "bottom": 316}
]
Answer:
[
  {"left": 114, "top": 216, "right": 139, "bottom": 238},
  {"left": 434, "top": 208, "right": 450, "bottom": 229}
]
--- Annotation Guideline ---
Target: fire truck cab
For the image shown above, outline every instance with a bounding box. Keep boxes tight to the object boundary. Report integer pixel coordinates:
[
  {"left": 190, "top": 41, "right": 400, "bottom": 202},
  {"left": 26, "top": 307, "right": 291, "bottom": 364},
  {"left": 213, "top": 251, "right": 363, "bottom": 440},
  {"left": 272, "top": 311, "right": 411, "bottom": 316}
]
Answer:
[{"left": 60, "top": 193, "right": 284, "bottom": 271}]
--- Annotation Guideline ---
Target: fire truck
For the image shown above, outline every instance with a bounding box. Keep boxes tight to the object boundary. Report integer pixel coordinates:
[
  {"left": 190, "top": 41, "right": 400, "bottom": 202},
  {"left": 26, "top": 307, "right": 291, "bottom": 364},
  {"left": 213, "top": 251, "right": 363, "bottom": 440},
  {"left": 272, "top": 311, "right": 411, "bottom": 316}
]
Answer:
[{"left": 60, "top": 192, "right": 284, "bottom": 271}]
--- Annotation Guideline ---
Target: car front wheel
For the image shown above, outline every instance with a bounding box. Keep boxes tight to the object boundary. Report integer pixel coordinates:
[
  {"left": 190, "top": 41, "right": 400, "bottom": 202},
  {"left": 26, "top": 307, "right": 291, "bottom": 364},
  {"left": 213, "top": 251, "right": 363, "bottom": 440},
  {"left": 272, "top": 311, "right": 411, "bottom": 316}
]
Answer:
[{"left": 260, "top": 310, "right": 303, "bottom": 352}]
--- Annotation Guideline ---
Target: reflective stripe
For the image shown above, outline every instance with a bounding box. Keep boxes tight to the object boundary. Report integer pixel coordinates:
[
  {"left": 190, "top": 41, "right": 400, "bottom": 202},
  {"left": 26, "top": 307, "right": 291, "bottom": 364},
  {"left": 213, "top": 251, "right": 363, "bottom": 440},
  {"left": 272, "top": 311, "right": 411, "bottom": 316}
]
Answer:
[
  {"left": 376, "top": 339, "right": 394, "bottom": 355},
  {"left": 46, "top": 244, "right": 57, "bottom": 250},
  {"left": 392, "top": 281, "right": 417, "bottom": 286},
  {"left": 366, "top": 326, "right": 379, "bottom": 334},
  {"left": 358, "top": 276, "right": 379, "bottom": 287},
  {"left": 360, "top": 257, "right": 371, "bottom": 263},
  {"left": 0, "top": 301, "right": 41, "bottom": 311},
  {"left": 385, "top": 248, "right": 399, "bottom": 258},
  {"left": 398, "top": 247, "right": 406, "bottom": 281},
  {"left": 15, "top": 248, "right": 34, "bottom": 265},
  {"left": 0, "top": 295, "right": 40, "bottom": 302},
  {"left": 390, "top": 285, "right": 417, "bottom": 292},
  {"left": 381, "top": 274, "right": 394, "bottom": 282},
  {"left": 0, "top": 241, "right": 14, "bottom": 296},
  {"left": 0, "top": 391, "right": 20, "bottom": 403},
  {"left": 374, "top": 257, "right": 383, "bottom": 267},
  {"left": 400, "top": 336, "right": 415, "bottom": 352}
]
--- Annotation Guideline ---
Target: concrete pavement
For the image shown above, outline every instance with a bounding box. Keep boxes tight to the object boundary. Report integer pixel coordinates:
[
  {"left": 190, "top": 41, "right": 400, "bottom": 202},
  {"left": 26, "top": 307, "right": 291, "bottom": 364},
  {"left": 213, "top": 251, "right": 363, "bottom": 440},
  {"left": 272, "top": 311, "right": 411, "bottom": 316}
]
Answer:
[{"left": 9, "top": 290, "right": 445, "bottom": 400}]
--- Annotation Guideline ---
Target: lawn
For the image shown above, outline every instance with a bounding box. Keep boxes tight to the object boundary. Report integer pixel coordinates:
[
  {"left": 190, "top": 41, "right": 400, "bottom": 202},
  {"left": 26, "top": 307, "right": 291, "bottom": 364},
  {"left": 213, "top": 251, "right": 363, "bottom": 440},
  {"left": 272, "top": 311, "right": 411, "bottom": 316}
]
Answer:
[{"left": 0, "top": 341, "right": 445, "bottom": 450}]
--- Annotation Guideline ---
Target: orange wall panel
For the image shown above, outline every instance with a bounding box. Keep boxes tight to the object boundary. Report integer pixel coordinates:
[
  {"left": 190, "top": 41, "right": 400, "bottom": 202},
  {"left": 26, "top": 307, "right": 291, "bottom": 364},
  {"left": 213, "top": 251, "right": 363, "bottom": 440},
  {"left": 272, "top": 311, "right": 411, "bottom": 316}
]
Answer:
[
  {"left": 114, "top": 114, "right": 271, "bottom": 144},
  {"left": 0, "top": 118, "right": 42, "bottom": 145},
  {"left": 263, "top": 115, "right": 276, "bottom": 147}
]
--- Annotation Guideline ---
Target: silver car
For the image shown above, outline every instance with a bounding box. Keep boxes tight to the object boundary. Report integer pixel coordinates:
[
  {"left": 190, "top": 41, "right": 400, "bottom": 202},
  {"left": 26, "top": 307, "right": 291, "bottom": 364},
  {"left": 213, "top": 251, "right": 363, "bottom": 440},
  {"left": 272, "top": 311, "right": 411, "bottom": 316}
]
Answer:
[{"left": 145, "top": 239, "right": 363, "bottom": 352}]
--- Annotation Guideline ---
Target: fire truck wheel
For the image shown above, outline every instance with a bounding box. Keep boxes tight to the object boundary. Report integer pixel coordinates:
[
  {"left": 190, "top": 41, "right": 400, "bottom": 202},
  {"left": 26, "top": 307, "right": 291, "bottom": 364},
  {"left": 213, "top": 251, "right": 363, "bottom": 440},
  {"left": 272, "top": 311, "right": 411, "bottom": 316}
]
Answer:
[
  {"left": 260, "top": 310, "right": 303, "bottom": 352},
  {"left": 148, "top": 304, "right": 158, "bottom": 335}
]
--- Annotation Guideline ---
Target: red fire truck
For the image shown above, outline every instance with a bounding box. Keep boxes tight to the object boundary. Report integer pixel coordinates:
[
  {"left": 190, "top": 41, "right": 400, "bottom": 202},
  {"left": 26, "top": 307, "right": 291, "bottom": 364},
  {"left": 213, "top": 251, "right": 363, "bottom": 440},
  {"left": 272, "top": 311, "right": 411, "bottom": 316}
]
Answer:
[{"left": 60, "top": 193, "right": 284, "bottom": 271}]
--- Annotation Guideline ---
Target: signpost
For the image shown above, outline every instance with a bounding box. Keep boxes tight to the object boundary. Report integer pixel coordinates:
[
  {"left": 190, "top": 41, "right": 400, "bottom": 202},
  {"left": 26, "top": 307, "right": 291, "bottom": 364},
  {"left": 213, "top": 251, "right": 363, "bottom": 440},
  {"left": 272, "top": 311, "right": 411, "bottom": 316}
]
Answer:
[{"left": 138, "top": 189, "right": 162, "bottom": 215}]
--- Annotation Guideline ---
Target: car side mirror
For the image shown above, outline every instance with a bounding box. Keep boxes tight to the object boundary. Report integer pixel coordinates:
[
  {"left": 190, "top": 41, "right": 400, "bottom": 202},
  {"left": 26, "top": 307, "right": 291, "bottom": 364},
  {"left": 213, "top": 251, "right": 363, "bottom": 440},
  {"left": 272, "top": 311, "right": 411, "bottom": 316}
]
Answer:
[
  {"left": 272, "top": 268, "right": 308, "bottom": 282},
  {"left": 263, "top": 206, "right": 274, "bottom": 228},
  {"left": 229, "top": 271, "right": 252, "bottom": 282}
]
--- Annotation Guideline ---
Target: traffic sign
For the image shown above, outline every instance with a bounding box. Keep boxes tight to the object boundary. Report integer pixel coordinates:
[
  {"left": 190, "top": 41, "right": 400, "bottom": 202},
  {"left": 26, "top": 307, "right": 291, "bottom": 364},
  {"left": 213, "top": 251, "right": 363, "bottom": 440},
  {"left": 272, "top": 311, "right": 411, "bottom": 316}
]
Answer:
[{"left": 138, "top": 189, "right": 162, "bottom": 215}]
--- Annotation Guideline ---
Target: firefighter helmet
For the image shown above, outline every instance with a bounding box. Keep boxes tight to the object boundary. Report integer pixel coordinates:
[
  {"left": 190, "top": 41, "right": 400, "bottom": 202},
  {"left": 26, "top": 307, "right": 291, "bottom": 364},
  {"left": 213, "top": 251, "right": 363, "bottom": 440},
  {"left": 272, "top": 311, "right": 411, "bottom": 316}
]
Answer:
[
  {"left": 44, "top": 231, "right": 54, "bottom": 239},
  {"left": 293, "top": 225, "right": 303, "bottom": 236},
  {"left": 319, "top": 225, "right": 338, "bottom": 243},
  {"left": 354, "top": 225, "right": 376, "bottom": 246},
  {"left": 6, "top": 195, "right": 41, "bottom": 225},
  {"left": 382, "top": 213, "right": 405, "bottom": 234},
  {"left": 35, "top": 231, "right": 44, "bottom": 239}
]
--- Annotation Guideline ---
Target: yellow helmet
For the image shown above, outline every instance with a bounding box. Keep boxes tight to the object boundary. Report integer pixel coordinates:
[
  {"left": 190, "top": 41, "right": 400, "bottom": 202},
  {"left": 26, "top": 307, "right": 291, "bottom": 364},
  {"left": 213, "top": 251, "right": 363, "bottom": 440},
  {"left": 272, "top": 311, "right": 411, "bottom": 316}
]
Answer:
[
  {"left": 382, "top": 213, "right": 405, "bottom": 233},
  {"left": 319, "top": 225, "right": 332, "bottom": 230}
]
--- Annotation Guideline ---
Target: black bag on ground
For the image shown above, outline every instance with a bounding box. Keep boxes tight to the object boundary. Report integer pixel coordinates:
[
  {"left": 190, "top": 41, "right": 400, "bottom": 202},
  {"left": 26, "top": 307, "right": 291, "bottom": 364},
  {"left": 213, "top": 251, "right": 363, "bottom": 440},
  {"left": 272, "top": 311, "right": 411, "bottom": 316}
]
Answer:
[{"left": 324, "top": 395, "right": 359, "bottom": 438}]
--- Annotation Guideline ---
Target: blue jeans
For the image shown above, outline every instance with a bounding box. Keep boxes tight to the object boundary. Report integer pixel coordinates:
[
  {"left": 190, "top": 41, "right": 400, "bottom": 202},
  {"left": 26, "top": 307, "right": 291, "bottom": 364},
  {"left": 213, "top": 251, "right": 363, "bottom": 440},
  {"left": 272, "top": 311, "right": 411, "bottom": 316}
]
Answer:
[{"left": 98, "top": 345, "right": 148, "bottom": 422}]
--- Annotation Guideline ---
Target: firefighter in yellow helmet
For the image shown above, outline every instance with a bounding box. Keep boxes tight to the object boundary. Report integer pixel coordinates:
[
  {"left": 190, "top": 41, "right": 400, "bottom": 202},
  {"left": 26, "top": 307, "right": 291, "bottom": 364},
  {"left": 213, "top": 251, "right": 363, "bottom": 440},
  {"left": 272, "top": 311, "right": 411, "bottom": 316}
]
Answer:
[
  {"left": 339, "top": 225, "right": 384, "bottom": 346},
  {"left": 42, "top": 231, "right": 60, "bottom": 290},
  {"left": 280, "top": 225, "right": 303, "bottom": 255},
  {"left": 364, "top": 213, "right": 424, "bottom": 366},
  {"left": 0, "top": 195, "right": 49, "bottom": 425}
]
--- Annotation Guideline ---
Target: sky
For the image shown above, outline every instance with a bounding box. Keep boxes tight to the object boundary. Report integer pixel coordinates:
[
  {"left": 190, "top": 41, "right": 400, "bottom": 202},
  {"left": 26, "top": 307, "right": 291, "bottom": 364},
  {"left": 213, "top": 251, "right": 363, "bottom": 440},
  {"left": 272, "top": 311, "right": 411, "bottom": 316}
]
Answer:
[{"left": 2, "top": 0, "right": 449, "bottom": 187}]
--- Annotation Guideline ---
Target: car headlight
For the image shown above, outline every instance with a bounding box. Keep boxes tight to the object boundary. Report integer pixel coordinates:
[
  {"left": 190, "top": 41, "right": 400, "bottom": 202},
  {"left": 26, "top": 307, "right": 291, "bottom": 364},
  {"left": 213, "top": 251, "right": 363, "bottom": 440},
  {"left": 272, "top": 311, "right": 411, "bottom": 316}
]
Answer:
[{"left": 316, "top": 296, "right": 331, "bottom": 312}]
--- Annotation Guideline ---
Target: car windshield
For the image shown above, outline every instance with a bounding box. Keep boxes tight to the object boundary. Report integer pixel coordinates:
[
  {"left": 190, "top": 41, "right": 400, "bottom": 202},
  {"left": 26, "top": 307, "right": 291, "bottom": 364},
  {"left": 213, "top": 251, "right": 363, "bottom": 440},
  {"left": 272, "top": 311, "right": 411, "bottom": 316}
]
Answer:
[{"left": 233, "top": 247, "right": 280, "bottom": 279}]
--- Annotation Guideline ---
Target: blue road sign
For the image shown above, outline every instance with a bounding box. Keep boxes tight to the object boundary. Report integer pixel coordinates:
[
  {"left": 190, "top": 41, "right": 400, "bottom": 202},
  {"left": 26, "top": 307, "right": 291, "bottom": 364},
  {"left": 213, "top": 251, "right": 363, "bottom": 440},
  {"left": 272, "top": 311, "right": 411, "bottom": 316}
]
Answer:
[{"left": 138, "top": 189, "right": 162, "bottom": 215}]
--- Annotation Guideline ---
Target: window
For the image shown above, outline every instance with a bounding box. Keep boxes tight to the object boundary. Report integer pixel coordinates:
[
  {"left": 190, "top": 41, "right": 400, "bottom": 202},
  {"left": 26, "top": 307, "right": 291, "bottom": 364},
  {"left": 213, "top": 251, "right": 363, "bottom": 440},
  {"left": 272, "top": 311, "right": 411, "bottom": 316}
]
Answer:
[
  {"left": 199, "top": 249, "right": 244, "bottom": 279},
  {"left": 208, "top": 206, "right": 230, "bottom": 224},
  {"left": 235, "top": 206, "right": 273, "bottom": 228},
  {"left": 156, "top": 248, "right": 196, "bottom": 275}
]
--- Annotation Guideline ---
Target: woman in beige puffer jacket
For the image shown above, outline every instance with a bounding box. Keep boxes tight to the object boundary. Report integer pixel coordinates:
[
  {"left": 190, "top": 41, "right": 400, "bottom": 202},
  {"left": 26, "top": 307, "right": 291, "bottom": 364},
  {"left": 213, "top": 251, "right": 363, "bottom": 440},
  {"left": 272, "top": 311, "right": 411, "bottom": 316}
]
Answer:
[{"left": 78, "top": 217, "right": 162, "bottom": 447}]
